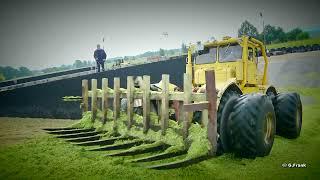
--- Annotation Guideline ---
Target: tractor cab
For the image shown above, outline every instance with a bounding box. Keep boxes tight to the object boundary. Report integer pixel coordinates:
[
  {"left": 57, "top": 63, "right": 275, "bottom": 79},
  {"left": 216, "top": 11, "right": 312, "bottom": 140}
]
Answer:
[{"left": 187, "top": 36, "right": 269, "bottom": 93}]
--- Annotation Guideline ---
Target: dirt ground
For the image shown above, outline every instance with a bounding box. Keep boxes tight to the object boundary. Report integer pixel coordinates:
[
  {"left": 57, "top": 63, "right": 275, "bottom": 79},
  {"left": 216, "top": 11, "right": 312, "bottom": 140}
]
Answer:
[
  {"left": 0, "top": 117, "right": 74, "bottom": 147},
  {"left": 259, "top": 51, "right": 320, "bottom": 87}
]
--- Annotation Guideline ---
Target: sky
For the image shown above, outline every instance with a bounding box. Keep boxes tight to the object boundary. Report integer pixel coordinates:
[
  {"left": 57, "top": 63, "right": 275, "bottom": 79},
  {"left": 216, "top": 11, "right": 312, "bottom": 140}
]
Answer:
[{"left": 0, "top": 0, "right": 320, "bottom": 70}]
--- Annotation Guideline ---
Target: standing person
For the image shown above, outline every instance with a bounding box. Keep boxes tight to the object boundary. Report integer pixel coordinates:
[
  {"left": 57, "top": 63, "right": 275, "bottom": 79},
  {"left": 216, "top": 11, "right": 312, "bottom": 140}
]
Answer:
[{"left": 93, "top": 44, "right": 107, "bottom": 72}]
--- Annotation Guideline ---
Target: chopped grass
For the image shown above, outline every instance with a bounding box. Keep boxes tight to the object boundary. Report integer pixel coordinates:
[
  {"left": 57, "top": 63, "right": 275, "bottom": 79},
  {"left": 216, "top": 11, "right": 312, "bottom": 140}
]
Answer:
[
  {"left": 72, "top": 110, "right": 191, "bottom": 157},
  {"left": 62, "top": 96, "right": 82, "bottom": 102},
  {"left": 186, "top": 124, "right": 210, "bottom": 159}
]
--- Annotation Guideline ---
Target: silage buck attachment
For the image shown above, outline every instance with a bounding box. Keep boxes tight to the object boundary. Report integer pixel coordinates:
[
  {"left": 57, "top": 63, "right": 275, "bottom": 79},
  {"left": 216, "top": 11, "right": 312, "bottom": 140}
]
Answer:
[{"left": 44, "top": 71, "right": 218, "bottom": 169}]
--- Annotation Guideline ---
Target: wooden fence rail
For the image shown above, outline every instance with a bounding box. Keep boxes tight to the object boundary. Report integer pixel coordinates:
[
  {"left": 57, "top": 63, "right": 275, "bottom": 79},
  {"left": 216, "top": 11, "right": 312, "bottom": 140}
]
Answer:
[{"left": 81, "top": 71, "right": 217, "bottom": 155}]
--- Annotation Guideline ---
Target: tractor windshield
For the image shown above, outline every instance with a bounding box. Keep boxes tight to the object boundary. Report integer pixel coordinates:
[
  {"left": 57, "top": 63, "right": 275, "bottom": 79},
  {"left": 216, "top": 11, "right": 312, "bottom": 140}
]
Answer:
[
  {"left": 219, "top": 44, "right": 242, "bottom": 62},
  {"left": 195, "top": 47, "right": 217, "bottom": 64}
]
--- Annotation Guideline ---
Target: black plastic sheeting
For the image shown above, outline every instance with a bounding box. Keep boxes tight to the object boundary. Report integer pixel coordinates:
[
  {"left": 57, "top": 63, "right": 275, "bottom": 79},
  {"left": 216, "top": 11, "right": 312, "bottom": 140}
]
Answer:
[
  {"left": 0, "top": 56, "right": 186, "bottom": 119},
  {"left": 0, "top": 67, "right": 95, "bottom": 88}
]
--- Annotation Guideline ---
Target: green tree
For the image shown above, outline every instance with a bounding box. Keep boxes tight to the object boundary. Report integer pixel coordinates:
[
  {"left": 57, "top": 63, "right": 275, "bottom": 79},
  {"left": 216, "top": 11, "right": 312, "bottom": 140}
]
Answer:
[
  {"left": 60, "top": 64, "right": 72, "bottom": 71},
  {"left": 275, "top": 27, "right": 287, "bottom": 43},
  {"left": 18, "top": 66, "right": 33, "bottom": 77},
  {"left": 0, "top": 66, "right": 34, "bottom": 80},
  {"left": 296, "top": 32, "right": 310, "bottom": 40},
  {"left": 181, "top": 43, "right": 188, "bottom": 54},
  {"left": 0, "top": 66, "right": 17, "bottom": 79},
  {"left": 262, "top": 26, "right": 286, "bottom": 44},
  {"left": 159, "top": 48, "right": 165, "bottom": 56},
  {"left": 42, "top": 67, "right": 59, "bottom": 73},
  {"left": 262, "top": 24, "right": 280, "bottom": 44},
  {"left": 73, "top": 60, "right": 84, "bottom": 68},
  {"left": 238, "top": 20, "right": 259, "bottom": 39},
  {"left": 0, "top": 73, "right": 5, "bottom": 82},
  {"left": 286, "top": 28, "right": 303, "bottom": 41}
]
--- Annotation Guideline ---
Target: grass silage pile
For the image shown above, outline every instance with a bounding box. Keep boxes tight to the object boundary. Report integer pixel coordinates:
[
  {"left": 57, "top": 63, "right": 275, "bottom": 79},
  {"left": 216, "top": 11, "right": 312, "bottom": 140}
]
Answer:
[{"left": 72, "top": 109, "right": 210, "bottom": 160}]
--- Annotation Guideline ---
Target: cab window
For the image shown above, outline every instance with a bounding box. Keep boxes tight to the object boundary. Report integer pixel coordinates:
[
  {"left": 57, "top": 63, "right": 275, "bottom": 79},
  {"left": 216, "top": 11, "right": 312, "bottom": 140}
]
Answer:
[
  {"left": 219, "top": 44, "right": 242, "bottom": 62},
  {"left": 248, "top": 47, "right": 257, "bottom": 64},
  {"left": 195, "top": 47, "right": 217, "bottom": 64}
]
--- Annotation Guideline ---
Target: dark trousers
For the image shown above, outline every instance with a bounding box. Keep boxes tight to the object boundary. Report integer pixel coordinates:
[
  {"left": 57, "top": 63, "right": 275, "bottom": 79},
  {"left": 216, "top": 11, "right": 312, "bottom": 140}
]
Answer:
[{"left": 96, "top": 60, "right": 105, "bottom": 72}]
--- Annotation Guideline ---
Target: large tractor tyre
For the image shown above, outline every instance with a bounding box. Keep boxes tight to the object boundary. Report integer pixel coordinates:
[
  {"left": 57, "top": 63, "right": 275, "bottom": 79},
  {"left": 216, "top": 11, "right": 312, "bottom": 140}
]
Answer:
[
  {"left": 219, "top": 95, "right": 239, "bottom": 153},
  {"left": 274, "top": 93, "right": 302, "bottom": 139},
  {"left": 228, "top": 94, "right": 276, "bottom": 158},
  {"left": 216, "top": 87, "right": 241, "bottom": 153}
]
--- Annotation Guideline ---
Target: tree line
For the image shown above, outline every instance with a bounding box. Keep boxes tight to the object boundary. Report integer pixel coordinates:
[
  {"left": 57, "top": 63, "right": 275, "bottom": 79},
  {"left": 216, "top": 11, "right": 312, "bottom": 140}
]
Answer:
[
  {"left": 0, "top": 60, "right": 95, "bottom": 82},
  {"left": 136, "top": 48, "right": 180, "bottom": 58},
  {"left": 0, "top": 66, "right": 33, "bottom": 81},
  {"left": 238, "top": 20, "right": 310, "bottom": 44},
  {"left": 179, "top": 21, "right": 310, "bottom": 53}
]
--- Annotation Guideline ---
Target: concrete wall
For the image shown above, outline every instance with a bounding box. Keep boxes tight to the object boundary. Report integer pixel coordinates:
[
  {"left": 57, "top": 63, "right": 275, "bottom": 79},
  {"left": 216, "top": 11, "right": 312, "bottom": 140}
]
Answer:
[{"left": 0, "top": 57, "right": 186, "bottom": 119}]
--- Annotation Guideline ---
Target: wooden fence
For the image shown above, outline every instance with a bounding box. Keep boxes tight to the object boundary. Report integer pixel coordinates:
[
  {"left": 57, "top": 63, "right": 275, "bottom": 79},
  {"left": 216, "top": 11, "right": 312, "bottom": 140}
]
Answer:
[{"left": 81, "top": 70, "right": 217, "bottom": 155}]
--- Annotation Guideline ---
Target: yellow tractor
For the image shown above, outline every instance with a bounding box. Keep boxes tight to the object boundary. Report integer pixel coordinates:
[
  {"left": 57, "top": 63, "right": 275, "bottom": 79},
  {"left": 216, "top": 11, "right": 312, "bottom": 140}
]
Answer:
[{"left": 187, "top": 35, "right": 302, "bottom": 157}]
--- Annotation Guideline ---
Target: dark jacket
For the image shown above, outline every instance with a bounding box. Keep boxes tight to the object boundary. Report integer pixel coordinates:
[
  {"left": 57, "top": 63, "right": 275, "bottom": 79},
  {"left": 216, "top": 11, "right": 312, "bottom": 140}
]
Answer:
[{"left": 94, "top": 49, "right": 107, "bottom": 61}]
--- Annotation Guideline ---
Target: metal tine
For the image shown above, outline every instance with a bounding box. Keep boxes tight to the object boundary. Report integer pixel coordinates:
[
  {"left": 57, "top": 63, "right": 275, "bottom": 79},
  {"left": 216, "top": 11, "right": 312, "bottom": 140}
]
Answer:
[
  {"left": 130, "top": 150, "right": 188, "bottom": 163},
  {"left": 147, "top": 155, "right": 210, "bottom": 170},
  {"left": 47, "top": 128, "right": 95, "bottom": 135},
  {"left": 88, "top": 139, "right": 145, "bottom": 151},
  {"left": 66, "top": 135, "right": 101, "bottom": 143},
  {"left": 74, "top": 136, "right": 135, "bottom": 146},
  {"left": 43, "top": 127, "right": 76, "bottom": 131},
  {"left": 105, "top": 142, "right": 170, "bottom": 157},
  {"left": 56, "top": 131, "right": 100, "bottom": 139}
]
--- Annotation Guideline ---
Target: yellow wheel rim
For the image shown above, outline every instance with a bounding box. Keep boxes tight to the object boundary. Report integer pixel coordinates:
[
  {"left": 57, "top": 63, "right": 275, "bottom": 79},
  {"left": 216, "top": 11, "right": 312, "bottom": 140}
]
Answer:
[{"left": 264, "top": 112, "right": 274, "bottom": 144}]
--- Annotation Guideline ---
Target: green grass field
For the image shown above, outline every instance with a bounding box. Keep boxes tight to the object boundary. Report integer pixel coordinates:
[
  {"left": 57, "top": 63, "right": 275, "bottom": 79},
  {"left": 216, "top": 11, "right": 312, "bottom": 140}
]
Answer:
[
  {"left": 0, "top": 87, "right": 320, "bottom": 179},
  {"left": 267, "top": 38, "right": 320, "bottom": 49}
]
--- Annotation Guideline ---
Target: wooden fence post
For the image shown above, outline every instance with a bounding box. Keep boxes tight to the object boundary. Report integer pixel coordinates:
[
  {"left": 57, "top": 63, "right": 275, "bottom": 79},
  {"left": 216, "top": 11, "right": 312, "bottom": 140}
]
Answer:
[
  {"left": 143, "top": 75, "right": 150, "bottom": 133},
  {"left": 113, "top": 77, "right": 120, "bottom": 130},
  {"left": 205, "top": 70, "right": 217, "bottom": 156},
  {"left": 201, "top": 109, "right": 209, "bottom": 127},
  {"left": 178, "top": 101, "right": 184, "bottom": 124},
  {"left": 183, "top": 73, "right": 192, "bottom": 140},
  {"left": 82, "top": 79, "right": 88, "bottom": 113},
  {"left": 157, "top": 101, "right": 161, "bottom": 124},
  {"left": 127, "top": 76, "right": 134, "bottom": 129},
  {"left": 161, "top": 74, "right": 169, "bottom": 135},
  {"left": 102, "top": 78, "right": 108, "bottom": 124},
  {"left": 91, "top": 79, "right": 97, "bottom": 121}
]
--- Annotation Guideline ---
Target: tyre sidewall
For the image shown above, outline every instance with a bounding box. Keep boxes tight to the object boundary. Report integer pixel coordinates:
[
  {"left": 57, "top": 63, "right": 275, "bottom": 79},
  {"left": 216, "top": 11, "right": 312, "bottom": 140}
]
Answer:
[
  {"left": 275, "top": 93, "right": 302, "bottom": 138},
  {"left": 255, "top": 96, "right": 276, "bottom": 157},
  {"left": 220, "top": 96, "right": 238, "bottom": 152}
]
